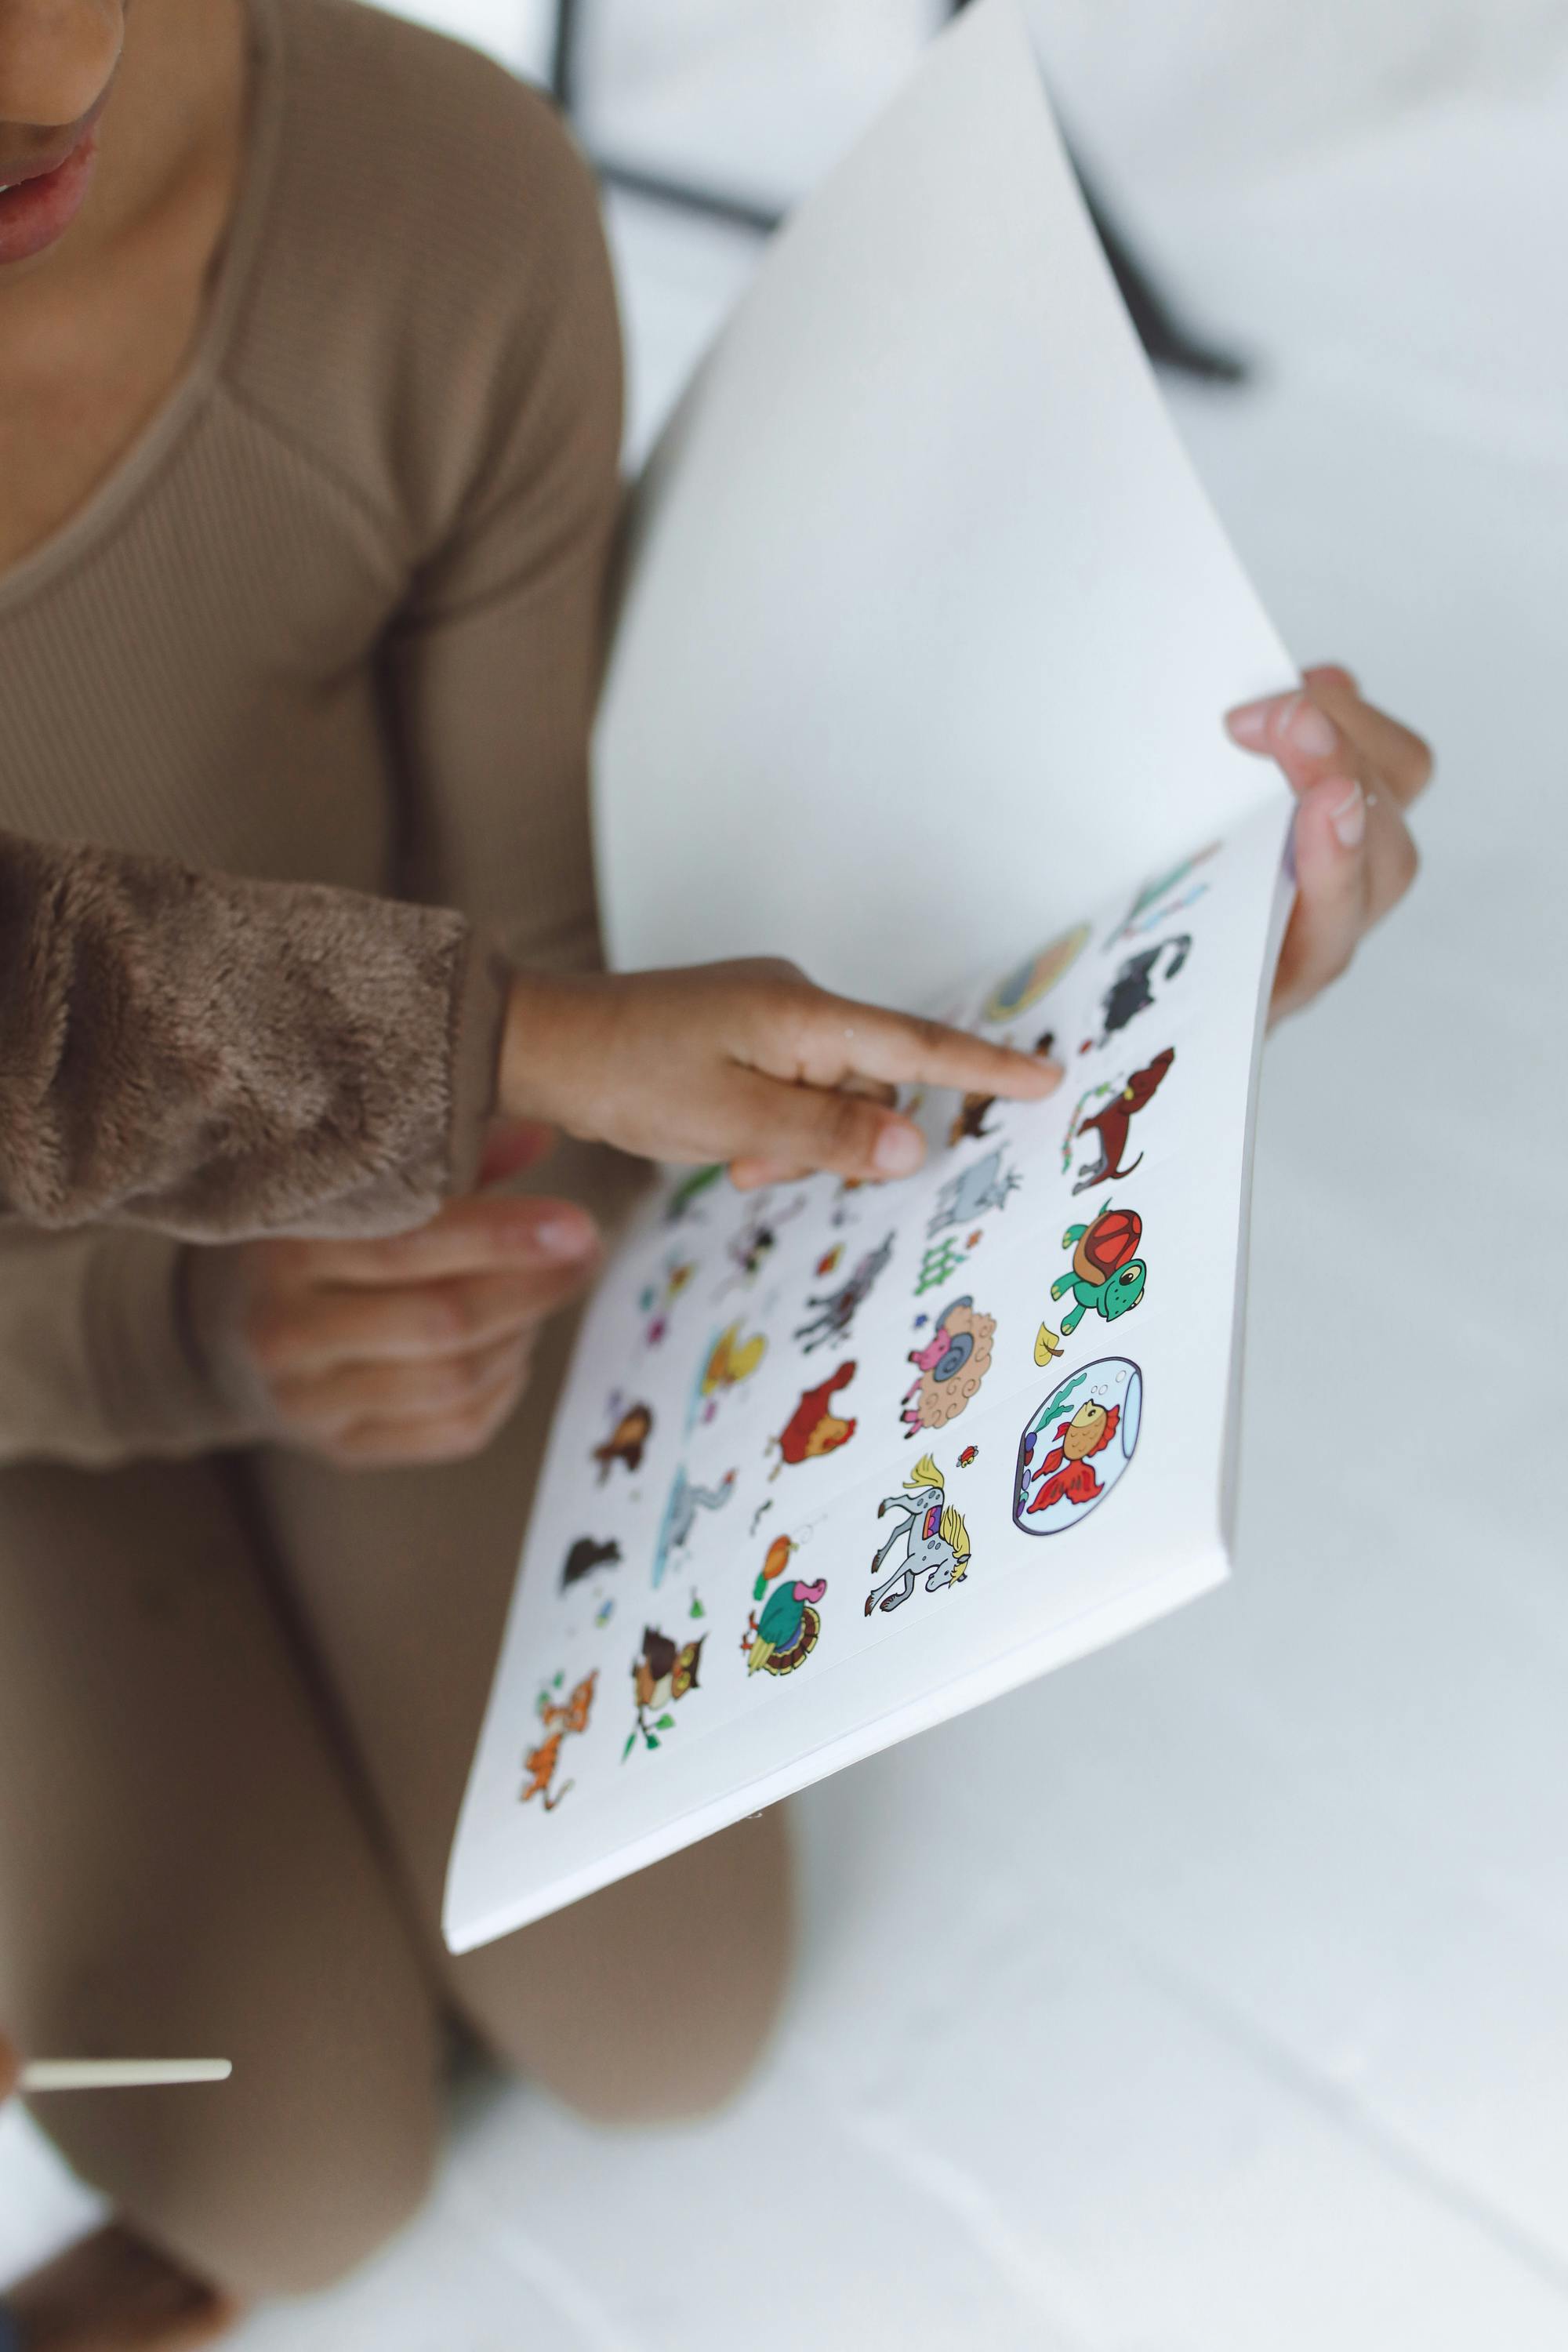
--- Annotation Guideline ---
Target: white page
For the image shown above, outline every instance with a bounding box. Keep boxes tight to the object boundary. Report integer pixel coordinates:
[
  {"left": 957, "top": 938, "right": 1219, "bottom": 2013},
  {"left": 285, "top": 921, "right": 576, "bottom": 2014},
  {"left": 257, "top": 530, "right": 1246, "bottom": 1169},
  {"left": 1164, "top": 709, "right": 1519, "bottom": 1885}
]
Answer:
[
  {"left": 446, "top": 804, "right": 1290, "bottom": 1951},
  {"left": 445, "top": 0, "right": 1298, "bottom": 1952},
  {"left": 593, "top": 0, "right": 1292, "bottom": 1004}
]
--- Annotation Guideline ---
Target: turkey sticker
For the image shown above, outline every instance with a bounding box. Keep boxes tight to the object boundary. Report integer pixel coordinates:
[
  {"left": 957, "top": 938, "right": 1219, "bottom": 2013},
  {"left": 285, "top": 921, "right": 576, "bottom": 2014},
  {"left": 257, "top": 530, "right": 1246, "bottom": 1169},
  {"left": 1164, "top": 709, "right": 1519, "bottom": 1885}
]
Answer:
[
  {"left": 1013, "top": 1359, "right": 1142, "bottom": 1536},
  {"left": 741, "top": 1534, "right": 828, "bottom": 1679}
]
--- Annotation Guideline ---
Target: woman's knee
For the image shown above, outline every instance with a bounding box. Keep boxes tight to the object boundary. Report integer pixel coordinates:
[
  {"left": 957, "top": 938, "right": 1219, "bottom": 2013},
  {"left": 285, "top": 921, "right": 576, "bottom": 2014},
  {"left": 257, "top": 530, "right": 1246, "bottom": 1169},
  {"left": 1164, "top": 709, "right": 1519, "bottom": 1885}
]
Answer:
[{"left": 455, "top": 1807, "right": 796, "bottom": 2129}]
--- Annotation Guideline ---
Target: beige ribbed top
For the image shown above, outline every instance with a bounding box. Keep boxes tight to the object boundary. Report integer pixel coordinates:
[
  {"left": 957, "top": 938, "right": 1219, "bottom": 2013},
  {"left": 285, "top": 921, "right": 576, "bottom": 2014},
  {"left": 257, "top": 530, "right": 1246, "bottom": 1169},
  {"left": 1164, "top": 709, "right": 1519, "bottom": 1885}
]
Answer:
[{"left": 0, "top": 0, "right": 624, "bottom": 1462}]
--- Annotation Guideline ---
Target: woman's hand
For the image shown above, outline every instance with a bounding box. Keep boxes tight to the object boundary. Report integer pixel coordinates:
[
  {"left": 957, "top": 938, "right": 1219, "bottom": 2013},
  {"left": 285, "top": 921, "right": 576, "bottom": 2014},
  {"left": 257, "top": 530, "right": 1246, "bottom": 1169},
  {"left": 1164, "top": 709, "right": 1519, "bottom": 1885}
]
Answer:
[
  {"left": 206, "top": 1126, "right": 601, "bottom": 1468},
  {"left": 499, "top": 959, "right": 1064, "bottom": 1191},
  {"left": 1226, "top": 666, "right": 1432, "bottom": 1022}
]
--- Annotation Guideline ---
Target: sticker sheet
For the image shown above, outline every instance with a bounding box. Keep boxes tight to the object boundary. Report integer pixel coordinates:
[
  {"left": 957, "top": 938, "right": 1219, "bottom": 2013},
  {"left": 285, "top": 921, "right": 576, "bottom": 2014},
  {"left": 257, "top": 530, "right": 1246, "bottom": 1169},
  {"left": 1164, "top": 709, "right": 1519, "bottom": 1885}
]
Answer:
[{"left": 446, "top": 801, "right": 1290, "bottom": 1949}]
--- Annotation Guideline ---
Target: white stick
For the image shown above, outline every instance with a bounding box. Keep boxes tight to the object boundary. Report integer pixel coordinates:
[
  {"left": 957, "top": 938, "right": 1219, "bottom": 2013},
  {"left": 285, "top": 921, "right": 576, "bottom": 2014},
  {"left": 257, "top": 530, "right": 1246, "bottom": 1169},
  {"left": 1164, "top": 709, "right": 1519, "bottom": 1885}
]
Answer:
[{"left": 20, "top": 2059, "right": 233, "bottom": 2092}]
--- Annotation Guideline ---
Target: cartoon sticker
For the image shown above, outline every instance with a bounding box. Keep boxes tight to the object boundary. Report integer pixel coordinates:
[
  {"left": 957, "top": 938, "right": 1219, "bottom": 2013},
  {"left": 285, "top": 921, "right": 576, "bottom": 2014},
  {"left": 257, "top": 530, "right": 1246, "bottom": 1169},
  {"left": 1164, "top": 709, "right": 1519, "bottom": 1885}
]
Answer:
[
  {"left": 641, "top": 1255, "right": 698, "bottom": 1347},
  {"left": 624, "top": 1628, "right": 705, "bottom": 1758},
  {"left": 982, "top": 924, "right": 1091, "bottom": 1024},
  {"left": 927, "top": 1145, "right": 1021, "bottom": 1238},
  {"left": 1012, "top": 1359, "right": 1142, "bottom": 1534},
  {"left": 794, "top": 1232, "right": 895, "bottom": 1352},
  {"left": 593, "top": 1400, "right": 654, "bottom": 1481},
  {"left": 900, "top": 1295, "right": 996, "bottom": 1436},
  {"left": 561, "top": 1535, "right": 621, "bottom": 1591},
  {"left": 521, "top": 1671, "right": 597, "bottom": 1810},
  {"left": 1102, "top": 844, "right": 1218, "bottom": 953},
  {"left": 1044, "top": 1197, "right": 1147, "bottom": 1343},
  {"left": 767, "top": 1363, "right": 858, "bottom": 1479},
  {"left": 1062, "top": 1047, "right": 1175, "bottom": 1195},
  {"left": 720, "top": 1192, "right": 808, "bottom": 1290},
  {"left": 691, "top": 1321, "right": 768, "bottom": 1424},
  {"left": 742, "top": 1534, "right": 829, "bottom": 1678},
  {"left": 949, "top": 1029, "right": 1055, "bottom": 1149},
  {"left": 666, "top": 1163, "right": 726, "bottom": 1223},
  {"left": 1080, "top": 938, "right": 1190, "bottom": 1054},
  {"left": 866, "top": 1454, "right": 972, "bottom": 1616},
  {"left": 652, "top": 1466, "right": 736, "bottom": 1588}
]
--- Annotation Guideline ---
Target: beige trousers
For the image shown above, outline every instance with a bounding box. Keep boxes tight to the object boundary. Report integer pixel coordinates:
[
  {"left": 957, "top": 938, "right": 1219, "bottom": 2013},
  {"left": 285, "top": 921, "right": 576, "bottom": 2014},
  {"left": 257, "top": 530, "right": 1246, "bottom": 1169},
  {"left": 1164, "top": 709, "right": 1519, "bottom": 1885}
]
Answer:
[{"left": 0, "top": 1308, "right": 792, "bottom": 2299}]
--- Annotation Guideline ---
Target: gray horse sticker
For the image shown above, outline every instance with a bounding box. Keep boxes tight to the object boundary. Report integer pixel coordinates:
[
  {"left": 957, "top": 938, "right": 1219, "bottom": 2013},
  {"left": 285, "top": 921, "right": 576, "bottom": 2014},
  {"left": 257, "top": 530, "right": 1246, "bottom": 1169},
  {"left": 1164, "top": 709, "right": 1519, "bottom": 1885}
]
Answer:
[{"left": 865, "top": 1454, "right": 973, "bottom": 1617}]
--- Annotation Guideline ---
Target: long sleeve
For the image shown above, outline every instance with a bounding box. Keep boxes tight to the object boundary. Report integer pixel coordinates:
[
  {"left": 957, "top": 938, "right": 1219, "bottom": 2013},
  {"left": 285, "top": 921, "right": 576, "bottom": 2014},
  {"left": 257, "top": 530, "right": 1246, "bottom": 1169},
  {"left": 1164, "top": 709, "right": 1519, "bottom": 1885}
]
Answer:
[{"left": 0, "top": 829, "right": 508, "bottom": 1242}]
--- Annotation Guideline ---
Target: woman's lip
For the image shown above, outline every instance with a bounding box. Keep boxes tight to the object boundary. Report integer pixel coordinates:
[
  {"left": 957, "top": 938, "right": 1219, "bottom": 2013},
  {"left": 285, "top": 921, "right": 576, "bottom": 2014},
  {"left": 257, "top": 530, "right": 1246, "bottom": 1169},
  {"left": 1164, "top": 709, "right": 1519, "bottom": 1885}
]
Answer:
[{"left": 0, "top": 123, "right": 100, "bottom": 267}]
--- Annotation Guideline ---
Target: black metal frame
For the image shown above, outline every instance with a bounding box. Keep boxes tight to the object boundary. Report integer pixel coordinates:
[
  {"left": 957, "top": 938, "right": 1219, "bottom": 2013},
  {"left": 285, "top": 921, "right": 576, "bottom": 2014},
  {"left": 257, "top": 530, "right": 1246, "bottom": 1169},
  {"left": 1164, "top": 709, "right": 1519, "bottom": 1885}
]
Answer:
[{"left": 550, "top": 0, "right": 1243, "bottom": 381}]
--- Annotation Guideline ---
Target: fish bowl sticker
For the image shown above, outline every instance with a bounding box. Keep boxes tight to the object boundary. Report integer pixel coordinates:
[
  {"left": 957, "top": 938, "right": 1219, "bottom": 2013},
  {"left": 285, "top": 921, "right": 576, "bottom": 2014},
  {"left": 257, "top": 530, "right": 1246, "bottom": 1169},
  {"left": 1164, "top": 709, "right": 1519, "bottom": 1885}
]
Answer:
[
  {"left": 982, "top": 924, "right": 1091, "bottom": 1025},
  {"left": 1012, "top": 1358, "right": 1142, "bottom": 1537}
]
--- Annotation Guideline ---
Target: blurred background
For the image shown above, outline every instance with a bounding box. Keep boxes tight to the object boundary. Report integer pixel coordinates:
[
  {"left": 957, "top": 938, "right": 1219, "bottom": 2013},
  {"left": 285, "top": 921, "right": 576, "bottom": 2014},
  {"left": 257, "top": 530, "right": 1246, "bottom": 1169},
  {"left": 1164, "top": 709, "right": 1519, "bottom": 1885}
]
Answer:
[{"left": 5, "top": 2, "right": 1565, "bottom": 2343}]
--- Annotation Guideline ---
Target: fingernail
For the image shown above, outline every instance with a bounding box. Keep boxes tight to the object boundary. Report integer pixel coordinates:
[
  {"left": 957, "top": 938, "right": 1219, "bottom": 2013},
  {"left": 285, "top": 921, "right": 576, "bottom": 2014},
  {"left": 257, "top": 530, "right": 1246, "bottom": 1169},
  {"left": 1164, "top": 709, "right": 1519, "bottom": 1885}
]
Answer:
[
  {"left": 873, "top": 1122, "right": 924, "bottom": 1177},
  {"left": 1225, "top": 697, "right": 1278, "bottom": 746},
  {"left": 1328, "top": 778, "right": 1366, "bottom": 848},
  {"left": 1284, "top": 696, "right": 1340, "bottom": 758},
  {"left": 534, "top": 1211, "right": 597, "bottom": 1259}
]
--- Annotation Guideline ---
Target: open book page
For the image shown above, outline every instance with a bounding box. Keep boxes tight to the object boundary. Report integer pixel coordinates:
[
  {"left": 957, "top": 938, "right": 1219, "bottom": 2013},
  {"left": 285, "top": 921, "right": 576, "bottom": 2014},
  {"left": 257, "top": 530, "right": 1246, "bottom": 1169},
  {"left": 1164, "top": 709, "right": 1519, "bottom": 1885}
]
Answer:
[
  {"left": 445, "top": 797, "right": 1290, "bottom": 1951},
  {"left": 446, "top": 0, "right": 1303, "bottom": 1950}
]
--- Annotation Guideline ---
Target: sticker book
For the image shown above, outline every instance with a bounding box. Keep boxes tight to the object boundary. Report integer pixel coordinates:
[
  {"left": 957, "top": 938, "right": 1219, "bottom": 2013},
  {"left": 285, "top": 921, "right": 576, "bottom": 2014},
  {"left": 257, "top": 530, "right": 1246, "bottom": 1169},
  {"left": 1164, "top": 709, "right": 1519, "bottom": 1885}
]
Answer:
[{"left": 445, "top": 0, "right": 1298, "bottom": 1951}]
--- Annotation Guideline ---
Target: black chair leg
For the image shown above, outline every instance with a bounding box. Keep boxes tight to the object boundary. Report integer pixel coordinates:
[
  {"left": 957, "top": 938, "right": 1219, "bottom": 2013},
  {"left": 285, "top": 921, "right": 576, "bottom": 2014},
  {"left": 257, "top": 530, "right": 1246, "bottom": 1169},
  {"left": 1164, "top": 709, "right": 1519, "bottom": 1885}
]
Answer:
[{"left": 551, "top": 0, "right": 1245, "bottom": 383}]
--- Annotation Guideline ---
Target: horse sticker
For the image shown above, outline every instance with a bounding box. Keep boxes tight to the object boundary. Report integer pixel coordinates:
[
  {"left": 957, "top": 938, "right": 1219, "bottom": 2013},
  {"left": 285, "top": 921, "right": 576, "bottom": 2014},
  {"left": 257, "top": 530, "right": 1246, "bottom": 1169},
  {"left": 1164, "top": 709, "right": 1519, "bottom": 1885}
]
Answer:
[
  {"left": 1013, "top": 1359, "right": 1142, "bottom": 1535},
  {"left": 866, "top": 1454, "right": 973, "bottom": 1617}
]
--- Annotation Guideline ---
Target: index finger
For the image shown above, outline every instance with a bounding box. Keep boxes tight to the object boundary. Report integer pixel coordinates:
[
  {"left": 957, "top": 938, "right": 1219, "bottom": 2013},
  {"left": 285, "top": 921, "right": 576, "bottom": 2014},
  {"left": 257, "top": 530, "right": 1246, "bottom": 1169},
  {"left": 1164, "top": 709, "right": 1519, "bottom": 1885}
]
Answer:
[
  {"left": 796, "top": 996, "right": 1063, "bottom": 1099},
  {"left": 289, "top": 1197, "right": 600, "bottom": 1289}
]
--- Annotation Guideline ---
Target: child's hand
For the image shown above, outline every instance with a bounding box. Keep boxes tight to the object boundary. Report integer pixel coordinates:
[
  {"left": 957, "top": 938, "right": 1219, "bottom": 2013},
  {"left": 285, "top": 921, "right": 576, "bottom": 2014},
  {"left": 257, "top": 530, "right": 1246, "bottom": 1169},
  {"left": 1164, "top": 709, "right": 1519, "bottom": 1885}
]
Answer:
[
  {"left": 205, "top": 1127, "right": 601, "bottom": 1468},
  {"left": 1225, "top": 666, "right": 1431, "bottom": 1023},
  {"left": 500, "top": 958, "right": 1064, "bottom": 1189}
]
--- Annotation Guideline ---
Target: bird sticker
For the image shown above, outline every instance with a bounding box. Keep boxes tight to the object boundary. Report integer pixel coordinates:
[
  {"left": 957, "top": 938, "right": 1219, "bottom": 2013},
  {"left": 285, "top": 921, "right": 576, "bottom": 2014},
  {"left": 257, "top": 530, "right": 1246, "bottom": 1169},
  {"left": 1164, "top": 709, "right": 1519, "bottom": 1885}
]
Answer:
[{"left": 742, "top": 1534, "right": 829, "bottom": 1679}]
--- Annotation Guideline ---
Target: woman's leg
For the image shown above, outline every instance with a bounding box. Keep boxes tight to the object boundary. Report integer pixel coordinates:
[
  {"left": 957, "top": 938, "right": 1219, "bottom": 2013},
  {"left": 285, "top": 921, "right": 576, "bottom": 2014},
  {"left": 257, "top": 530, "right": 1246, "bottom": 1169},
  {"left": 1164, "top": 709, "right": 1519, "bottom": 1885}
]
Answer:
[
  {"left": 250, "top": 1274, "right": 794, "bottom": 2125},
  {"left": 0, "top": 1455, "right": 444, "bottom": 2303}
]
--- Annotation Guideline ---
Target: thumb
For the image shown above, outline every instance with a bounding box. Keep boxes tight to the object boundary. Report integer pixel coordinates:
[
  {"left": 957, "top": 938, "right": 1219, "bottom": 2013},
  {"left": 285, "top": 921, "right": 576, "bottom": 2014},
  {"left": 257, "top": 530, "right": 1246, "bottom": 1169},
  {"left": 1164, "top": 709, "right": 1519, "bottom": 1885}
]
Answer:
[{"left": 476, "top": 1119, "right": 556, "bottom": 1191}]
